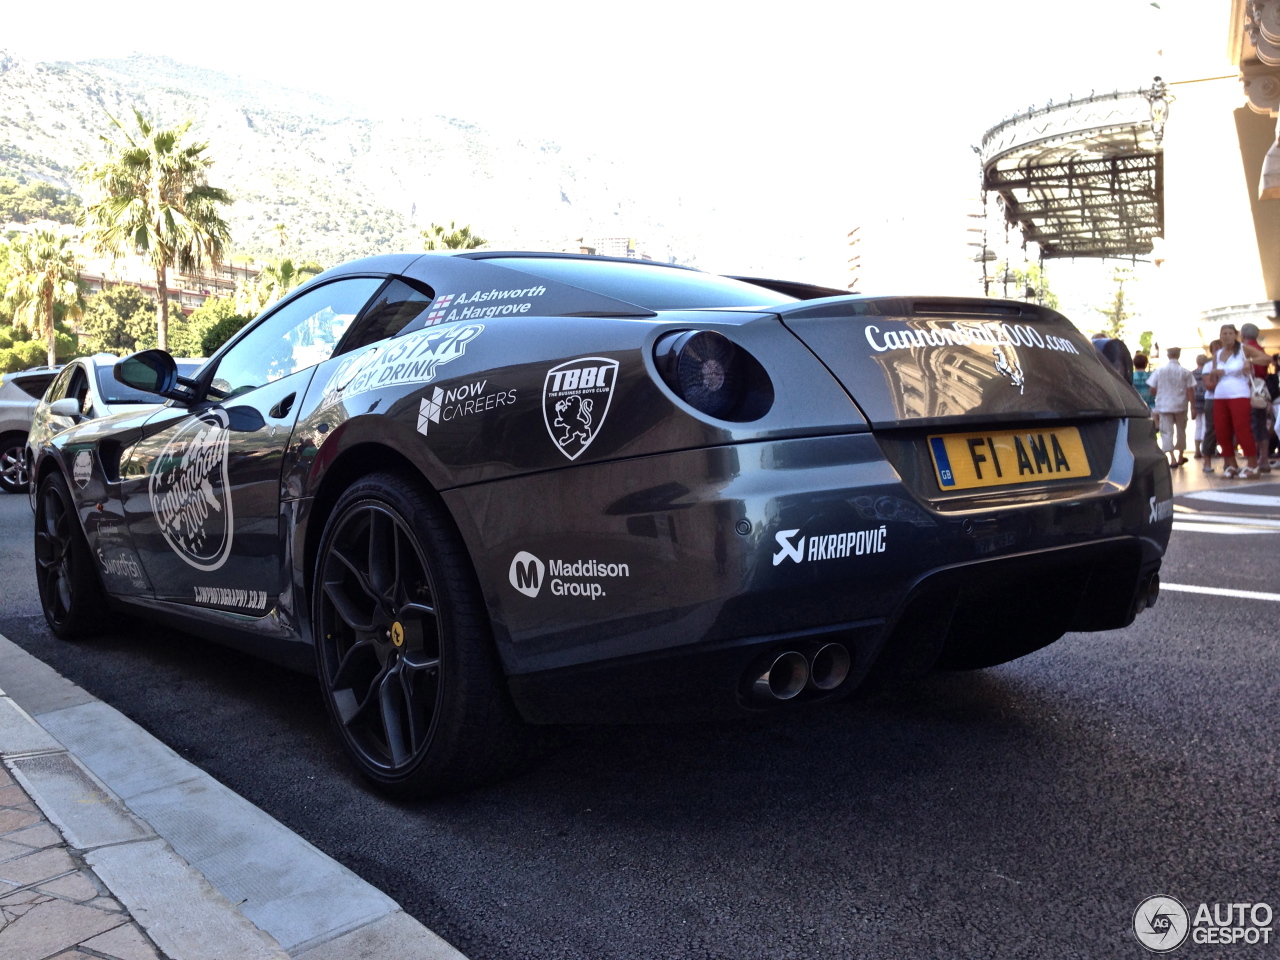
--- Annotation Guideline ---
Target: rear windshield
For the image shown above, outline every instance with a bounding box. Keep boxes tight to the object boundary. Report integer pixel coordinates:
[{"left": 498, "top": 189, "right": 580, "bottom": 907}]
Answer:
[
  {"left": 13, "top": 373, "right": 57, "bottom": 399},
  {"left": 490, "top": 257, "right": 798, "bottom": 311},
  {"left": 96, "top": 362, "right": 202, "bottom": 404}
]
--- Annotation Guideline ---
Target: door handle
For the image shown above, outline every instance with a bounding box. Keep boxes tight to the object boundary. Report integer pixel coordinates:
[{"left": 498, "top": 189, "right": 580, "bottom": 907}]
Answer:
[{"left": 269, "top": 393, "right": 297, "bottom": 419}]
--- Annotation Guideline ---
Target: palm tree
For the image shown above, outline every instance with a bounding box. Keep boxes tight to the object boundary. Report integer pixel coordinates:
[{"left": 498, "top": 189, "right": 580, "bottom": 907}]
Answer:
[
  {"left": 82, "top": 109, "right": 233, "bottom": 351},
  {"left": 5, "top": 231, "right": 86, "bottom": 366},
  {"left": 237, "top": 258, "right": 321, "bottom": 313},
  {"left": 422, "top": 220, "right": 486, "bottom": 251}
]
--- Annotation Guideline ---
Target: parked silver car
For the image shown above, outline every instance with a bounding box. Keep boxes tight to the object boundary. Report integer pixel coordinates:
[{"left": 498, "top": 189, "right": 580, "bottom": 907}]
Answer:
[
  {"left": 22, "top": 354, "right": 203, "bottom": 496},
  {"left": 0, "top": 367, "right": 63, "bottom": 493}
]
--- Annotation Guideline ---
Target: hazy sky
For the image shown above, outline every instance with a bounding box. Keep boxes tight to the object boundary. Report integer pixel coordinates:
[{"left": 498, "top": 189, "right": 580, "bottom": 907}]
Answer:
[{"left": 3, "top": 0, "right": 1260, "bottom": 333}]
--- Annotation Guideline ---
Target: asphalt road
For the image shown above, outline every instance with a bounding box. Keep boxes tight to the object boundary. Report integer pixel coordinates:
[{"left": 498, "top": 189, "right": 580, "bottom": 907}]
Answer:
[{"left": 1, "top": 469, "right": 1278, "bottom": 960}]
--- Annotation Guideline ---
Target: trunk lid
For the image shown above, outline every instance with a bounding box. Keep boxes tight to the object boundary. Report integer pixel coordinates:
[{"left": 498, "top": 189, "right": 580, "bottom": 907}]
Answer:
[{"left": 776, "top": 296, "right": 1147, "bottom": 429}]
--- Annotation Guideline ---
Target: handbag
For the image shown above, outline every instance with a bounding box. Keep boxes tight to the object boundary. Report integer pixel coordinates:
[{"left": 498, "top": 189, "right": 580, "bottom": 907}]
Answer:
[{"left": 1250, "top": 372, "right": 1270, "bottom": 410}]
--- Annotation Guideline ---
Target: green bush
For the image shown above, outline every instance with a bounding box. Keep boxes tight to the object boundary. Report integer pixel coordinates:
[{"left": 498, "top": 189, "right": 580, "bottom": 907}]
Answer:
[
  {"left": 16, "top": 340, "right": 46, "bottom": 368},
  {"left": 200, "top": 313, "right": 253, "bottom": 356},
  {"left": 54, "top": 331, "right": 77, "bottom": 362},
  {"left": 0, "top": 349, "right": 21, "bottom": 373},
  {"left": 0, "top": 327, "right": 12, "bottom": 350},
  {"left": 10, "top": 324, "right": 31, "bottom": 342}
]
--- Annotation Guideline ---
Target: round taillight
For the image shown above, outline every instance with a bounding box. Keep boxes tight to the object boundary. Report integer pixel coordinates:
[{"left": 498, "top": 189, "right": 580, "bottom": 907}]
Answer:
[{"left": 654, "top": 330, "right": 773, "bottom": 421}]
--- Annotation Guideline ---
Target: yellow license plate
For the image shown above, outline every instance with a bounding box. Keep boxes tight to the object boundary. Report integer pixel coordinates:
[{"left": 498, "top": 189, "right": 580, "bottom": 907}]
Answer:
[{"left": 928, "top": 427, "right": 1091, "bottom": 490}]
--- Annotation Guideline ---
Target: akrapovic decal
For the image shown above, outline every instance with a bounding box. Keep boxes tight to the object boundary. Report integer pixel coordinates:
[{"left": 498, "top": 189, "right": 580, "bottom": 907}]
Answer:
[
  {"left": 322, "top": 323, "right": 484, "bottom": 408},
  {"left": 416, "top": 380, "right": 517, "bottom": 436},
  {"left": 508, "top": 551, "right": 629, "bottom": 599},
  {"left": 542, "top": 357, "right": 619, "bottom": 460},
  {"left": 426, "top": 285, "right": 546, "bottom": 325},
  {"left": 772, "top": 526, "right": 888, "bottom": 566},
  {"left": 149, "top": 409, "right": 234, "bottom": 572}
]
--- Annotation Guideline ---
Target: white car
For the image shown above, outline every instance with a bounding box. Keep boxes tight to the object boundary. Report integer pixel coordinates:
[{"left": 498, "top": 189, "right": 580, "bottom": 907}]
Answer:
[
  {"left": 24, "top": 354, "right": 203, "bottom": 494},
  {"left": 0, "top": 366, "right": 63, "bottom": 494}
]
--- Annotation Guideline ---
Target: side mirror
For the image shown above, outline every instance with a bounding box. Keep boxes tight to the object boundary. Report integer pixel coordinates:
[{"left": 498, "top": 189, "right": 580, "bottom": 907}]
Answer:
[
  {"left": 49, "top": 397, "right": 82, "bottom": 419},
  {"left": 115, "top": 350, "right": 191, "bottom": 403}
]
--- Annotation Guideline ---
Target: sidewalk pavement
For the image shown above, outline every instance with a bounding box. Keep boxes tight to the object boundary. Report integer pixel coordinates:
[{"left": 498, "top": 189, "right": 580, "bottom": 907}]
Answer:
[{"left": 0, "top": 632, "right": 466, "bottom": 960}]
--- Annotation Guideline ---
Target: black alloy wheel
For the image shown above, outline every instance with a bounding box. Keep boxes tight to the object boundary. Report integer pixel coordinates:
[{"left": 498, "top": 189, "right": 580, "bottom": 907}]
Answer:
[
  {"left": 313, "top": 472, "right": 526, "bottom": 797},
  {"left": 34, "top": 471, "right": 105, "bottom": 639},
  {"left": 0, "top": 435, "right": 28, "bottom": 494}
]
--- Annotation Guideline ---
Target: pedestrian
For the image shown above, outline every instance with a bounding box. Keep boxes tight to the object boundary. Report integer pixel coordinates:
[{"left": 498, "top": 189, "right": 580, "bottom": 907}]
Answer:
[
  {"left": 1240, "top": 323, "right": 1274, "bottom": 473},
  {"left": 1148, "top": 346, "right": 1196, "bottom": 467},
  {"left": 1201, "top": 340, "right": 1221, "bottom": 472},
  {"left": 1269, "top": 354, "right": 1280, "bottom": 464},
  {"left": 1205, "top": 324, "right": 1271, "bottom": 478},
  {"left": 1132, "top": 353, "right": 1154, "bottom": 409},
  {"left": 1192, "top": 353, "right": 1208, "bottom": 458}
]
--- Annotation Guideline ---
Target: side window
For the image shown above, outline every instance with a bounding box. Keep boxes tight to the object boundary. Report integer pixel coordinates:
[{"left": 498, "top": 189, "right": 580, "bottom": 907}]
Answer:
[
  {"left": 338, "top": 279, "right": 434, "bottom": 354},
  {"left": 18, "top": 374, "right": 57, "bottom": 400},
  {"left": 66, "top": 367, "right": 90, "bottom": 413},
  {"left": 210, "top": 278, "right": 384, "bottom": 398},
  {"left": 44, "top": 367, "right": 73, "bottom": 403}
]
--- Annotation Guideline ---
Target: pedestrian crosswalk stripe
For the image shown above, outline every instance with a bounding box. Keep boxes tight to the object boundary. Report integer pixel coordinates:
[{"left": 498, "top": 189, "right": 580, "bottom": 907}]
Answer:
[
  {"left": 1172, "top": 521, "right": 1280, "bottom": 535},
  {"left": 1160, "top": 583, "right": 1280, "bottom": 602},
  {"left": 1181, "top": 490, "right": 1280, "bottom": 508}
]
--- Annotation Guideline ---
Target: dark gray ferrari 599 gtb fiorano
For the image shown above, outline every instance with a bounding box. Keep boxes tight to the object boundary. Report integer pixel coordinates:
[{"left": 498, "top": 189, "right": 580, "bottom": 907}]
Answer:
[{"left": 28, "top": 252, "right": 1172, "bottom": 796}]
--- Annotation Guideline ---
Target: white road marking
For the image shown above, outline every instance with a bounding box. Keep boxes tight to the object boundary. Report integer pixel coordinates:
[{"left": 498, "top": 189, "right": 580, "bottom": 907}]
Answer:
[
  {"left": 1172, "top": 509, "right": 1280, "bottom": 528},
  {"left": 1181, "top": 490, "right": 1280, "bottom": 508},
  {"left": 1172, "top": 521, "right": 1280, "bottom": 535},
  {"left": 1160, "top": 583, "right": 1280, "bottom": 602}
]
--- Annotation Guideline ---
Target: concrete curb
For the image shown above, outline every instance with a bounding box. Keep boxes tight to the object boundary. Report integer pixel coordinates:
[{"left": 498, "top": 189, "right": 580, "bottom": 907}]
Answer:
[{"left": 0, "top": 632, "right": 466, "bottom": 960}]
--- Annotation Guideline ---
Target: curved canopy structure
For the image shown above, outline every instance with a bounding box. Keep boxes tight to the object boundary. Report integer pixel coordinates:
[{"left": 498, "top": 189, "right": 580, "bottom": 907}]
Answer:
[{"left": 980, "top": 86, "right": 1167, "bottom": 259}]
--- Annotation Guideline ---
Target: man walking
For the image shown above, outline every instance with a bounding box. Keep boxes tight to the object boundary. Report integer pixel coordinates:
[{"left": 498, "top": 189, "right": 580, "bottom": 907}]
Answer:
[{"left": 1149, "top": 346, "right": 1196, "bottom": 467}]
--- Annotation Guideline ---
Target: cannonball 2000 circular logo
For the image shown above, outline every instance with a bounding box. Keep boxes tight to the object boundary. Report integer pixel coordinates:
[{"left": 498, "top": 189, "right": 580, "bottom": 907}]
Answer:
[{"left": 148, "top": 410, "right": 234, "bottom": 571}]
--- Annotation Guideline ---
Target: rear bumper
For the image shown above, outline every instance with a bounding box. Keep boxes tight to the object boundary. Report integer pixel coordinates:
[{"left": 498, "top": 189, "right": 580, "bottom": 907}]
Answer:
[
  {"left": 507, "top": 538, "right": 1160, "bottom": 723},
  {"left": 442, "top": 418, "right": 1171, "bottom": 723}
]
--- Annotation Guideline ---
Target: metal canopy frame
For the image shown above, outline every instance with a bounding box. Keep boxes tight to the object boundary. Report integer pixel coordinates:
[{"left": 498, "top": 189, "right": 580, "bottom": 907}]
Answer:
[{"left": 980, "top": 88, "right": 1165, "bottom": 261}]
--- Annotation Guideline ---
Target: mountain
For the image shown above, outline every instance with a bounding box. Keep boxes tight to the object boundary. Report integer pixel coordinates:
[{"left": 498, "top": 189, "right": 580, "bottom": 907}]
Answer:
[{"left": 0, "top": 50, "right": 703, "bottom": 267}]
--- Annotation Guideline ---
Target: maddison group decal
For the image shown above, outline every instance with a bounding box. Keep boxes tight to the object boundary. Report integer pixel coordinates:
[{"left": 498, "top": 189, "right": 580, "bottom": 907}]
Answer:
[
  {"left": 508, "top": 550, "right": 630, "bottom": 600},
  {"left": 417, "top": 379, "right": 517, "bottom": 435},
  {"left": 424, "top": 285, "right": 547, "bottom": 325},
  {"left": 192, "top": 585, "right": 270, "bottom": 612},
  {"left": 149, "top": 410, "right": 234, "bottom": 572},
  {"left": 772, "top": 526, "right": 888, "bottom": 565},
  {"left": 542, "top": 357, "right": 619, "bottom": 460},
  {"left": 322, "top": 324, "right": 484, "bottom": 407},
  {"left": 863, "top": 320, "right": 1081, "bottom": 355}
]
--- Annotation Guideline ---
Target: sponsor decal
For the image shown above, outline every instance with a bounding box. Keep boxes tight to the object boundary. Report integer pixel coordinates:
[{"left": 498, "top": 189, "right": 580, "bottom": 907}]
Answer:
[
  {"left": 192, "top": 585, "right": 270, "bottom": 612},
  {"left": 863, "top": 320, "right": 1081, "bottom": 356},
  {"left": 416, "top": 379, "right": 517, "bottom": 436},
  {"left": 993, "top": 344, "right": 1025, "bottom": 393},
  {"left": 772, "top": 525, "right": 888, "bottom": 566},
  {"left": 1132, "top": 894, "right": 1274, "bottom": 951},
  {"left": 430, "top": 285, "right": 546, "bottom": 324},
  {"left": 96, "top": 548, "right": 143, "bottom": 583},
  {"left": 542, "top": 357, "right": 619, "bottom": 460},
  {"left": 1149, "top": 496, "right": 1173, "bottom": 523},
  {"left": 72, "top": 450, "right": 93, "bottom": 488},
  {"left": 149, "top": 409, "right": 234, "bottom": 572},
  {"left": 508, "top": 550, "right": 629, "bottom": 600},
  {"left": 321, "top": 323, "right": 484, "bottom": 408}
]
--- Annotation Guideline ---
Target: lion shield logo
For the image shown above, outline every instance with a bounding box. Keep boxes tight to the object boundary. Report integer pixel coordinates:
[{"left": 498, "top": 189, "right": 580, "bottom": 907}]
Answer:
[{"left": 542, "top": 357, "right": 619, "bottom": 460}]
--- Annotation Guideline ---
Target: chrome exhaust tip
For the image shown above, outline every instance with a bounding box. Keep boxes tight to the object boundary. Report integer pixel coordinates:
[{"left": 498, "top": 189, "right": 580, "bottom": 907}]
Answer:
[
  {"left": 751, "top": 651, "right": 808, "bottom": 701},
  {"left": 807, "top": 643, "right": 851, "bottom": 691},
  {"left": 1147, "top": 573, "right": 1160, "bottom": 608}
]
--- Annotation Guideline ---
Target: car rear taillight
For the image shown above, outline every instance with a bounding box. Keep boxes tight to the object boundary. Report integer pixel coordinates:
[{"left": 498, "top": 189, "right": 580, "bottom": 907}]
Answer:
[{"left": 653, "top": 330, "right": 773, "bottom": 421}]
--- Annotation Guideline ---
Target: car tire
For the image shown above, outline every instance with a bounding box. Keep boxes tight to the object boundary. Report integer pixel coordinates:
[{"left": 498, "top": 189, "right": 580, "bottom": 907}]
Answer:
[
  {"left": 34, "top": 470, "right": 106, "bottom": 639},
  {"left": 312, "top": 471, "right": 528, "bottom": 798},
  {"left": 0, "top": 433, "right": 29, "bottom": 494}
]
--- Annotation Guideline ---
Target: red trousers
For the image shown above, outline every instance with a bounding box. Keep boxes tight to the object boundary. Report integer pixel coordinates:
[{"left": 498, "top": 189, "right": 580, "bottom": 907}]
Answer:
[{"left": 1213, "top": 396, "right": 1257, "bottom": 459}]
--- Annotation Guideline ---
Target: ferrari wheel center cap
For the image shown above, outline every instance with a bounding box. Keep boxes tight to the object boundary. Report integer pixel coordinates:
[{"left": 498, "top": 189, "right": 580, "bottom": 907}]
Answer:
[{"left": 390, "top": 622, "right": 405, "bottom": 647}]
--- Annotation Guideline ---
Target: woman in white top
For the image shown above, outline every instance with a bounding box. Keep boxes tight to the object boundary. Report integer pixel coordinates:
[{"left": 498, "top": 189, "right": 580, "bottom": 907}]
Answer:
[{"left": 1205, "top": 324, "right": 1270, "bottom": 478}]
